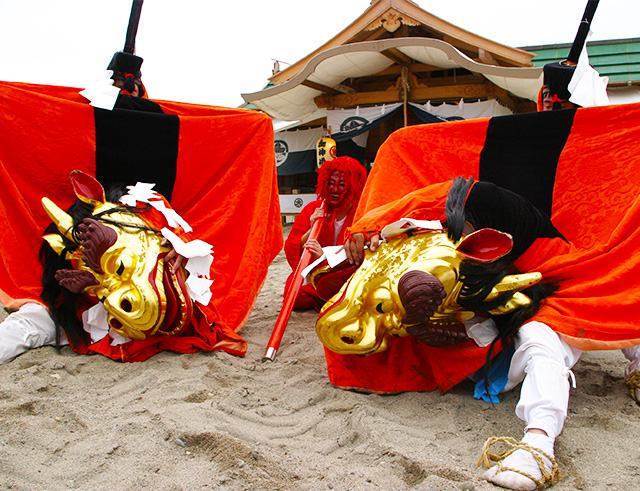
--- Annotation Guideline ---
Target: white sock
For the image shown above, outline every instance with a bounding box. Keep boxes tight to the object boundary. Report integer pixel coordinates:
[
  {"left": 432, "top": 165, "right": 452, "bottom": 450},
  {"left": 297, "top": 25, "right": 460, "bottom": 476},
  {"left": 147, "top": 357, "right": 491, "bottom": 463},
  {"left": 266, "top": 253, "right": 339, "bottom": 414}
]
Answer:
[
  {"left": 482, "top": 432, "right": 555, "bottom": 491},
  {"left": 627, "top": 358, "right": 640, "bottom": 376},
  {"left": 622, "top": 345, "right": 640, "bottom": 363}
]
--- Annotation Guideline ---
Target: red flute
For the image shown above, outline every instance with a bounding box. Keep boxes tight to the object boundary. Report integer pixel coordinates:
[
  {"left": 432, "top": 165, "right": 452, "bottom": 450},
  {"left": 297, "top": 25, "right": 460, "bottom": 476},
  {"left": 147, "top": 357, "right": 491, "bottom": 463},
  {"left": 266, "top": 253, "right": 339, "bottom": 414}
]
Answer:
[{"left": 264, "top": 201, "right": 326, "bottom": 361}]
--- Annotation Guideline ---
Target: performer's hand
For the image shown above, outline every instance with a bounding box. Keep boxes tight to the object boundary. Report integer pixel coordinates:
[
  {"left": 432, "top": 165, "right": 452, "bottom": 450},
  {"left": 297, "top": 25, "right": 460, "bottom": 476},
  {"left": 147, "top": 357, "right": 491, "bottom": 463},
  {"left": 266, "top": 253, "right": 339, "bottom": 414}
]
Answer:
[
  {"left": 345, "top": 233, "right": 365, "bottom": 265},
  {"left": 162, "top": 239, "right": 186, "bottom": 273},
  {"left": 345, "top": 233, "right": 381, "bottom": 265},
  {"left": 304, "top": 239, "right": 323, "bottom": 260},
  {"left": 309, "top": 207, "right": 325, "bottom": 225},
  {"left": 369, "top": 234, "right": 381, "bottom": 252}
]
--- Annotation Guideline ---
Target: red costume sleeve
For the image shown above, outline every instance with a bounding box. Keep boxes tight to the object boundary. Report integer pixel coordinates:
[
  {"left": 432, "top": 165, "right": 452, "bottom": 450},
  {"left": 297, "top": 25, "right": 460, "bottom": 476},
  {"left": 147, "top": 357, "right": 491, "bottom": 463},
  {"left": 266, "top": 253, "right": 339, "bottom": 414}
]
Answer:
[
  {"left": 285, "top": 198, "right": 359, "bottom": 269},
  {"left": 284, "top": 200, "right": 318, "bottom": 269}
]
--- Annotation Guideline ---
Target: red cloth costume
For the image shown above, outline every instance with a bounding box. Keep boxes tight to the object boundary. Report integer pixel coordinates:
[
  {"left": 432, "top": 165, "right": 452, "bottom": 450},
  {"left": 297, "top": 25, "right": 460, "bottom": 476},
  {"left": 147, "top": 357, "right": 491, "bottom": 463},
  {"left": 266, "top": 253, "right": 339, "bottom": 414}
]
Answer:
[
  {"left": 284, "top": 157, "right": 367, "bottom": 310},
  {"left": 0, "top": 81, "right": 283, "bottom": 361},
  {"left": 325, "top": 103, "right": 640, "bottom": 393}
]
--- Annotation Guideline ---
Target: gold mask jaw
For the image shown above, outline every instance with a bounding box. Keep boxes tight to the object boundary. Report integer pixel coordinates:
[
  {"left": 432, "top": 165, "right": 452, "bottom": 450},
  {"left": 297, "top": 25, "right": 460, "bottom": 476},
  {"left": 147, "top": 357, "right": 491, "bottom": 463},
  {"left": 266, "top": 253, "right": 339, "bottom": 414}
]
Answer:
[
  {"left": 78, "top": 218, "right": 175, "bottom": 339},
  {"left": 318, "top": 275, "right": 403, "bottom": 354}
]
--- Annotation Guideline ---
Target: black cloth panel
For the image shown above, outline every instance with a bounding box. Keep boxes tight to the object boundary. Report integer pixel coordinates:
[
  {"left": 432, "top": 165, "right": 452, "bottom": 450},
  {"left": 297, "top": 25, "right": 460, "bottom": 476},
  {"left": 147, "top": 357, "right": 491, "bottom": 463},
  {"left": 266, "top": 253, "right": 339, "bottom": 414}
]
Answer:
[
  {"left": 94, "top": 106, "right": 179, "bottom": 201},
  {"left": 479, "top": 109, "right": 575, "bottom": 217}
]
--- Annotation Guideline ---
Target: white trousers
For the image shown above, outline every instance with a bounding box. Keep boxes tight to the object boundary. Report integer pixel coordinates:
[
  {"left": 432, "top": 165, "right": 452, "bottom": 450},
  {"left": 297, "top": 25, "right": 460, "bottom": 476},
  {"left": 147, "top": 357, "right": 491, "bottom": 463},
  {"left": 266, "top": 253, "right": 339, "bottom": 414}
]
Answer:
[
  {"left": 504, "top": 321, "right": 582, "bottom": 439},
  {"left": 0, "top": 303, "right": 64, "bottom": 364}
]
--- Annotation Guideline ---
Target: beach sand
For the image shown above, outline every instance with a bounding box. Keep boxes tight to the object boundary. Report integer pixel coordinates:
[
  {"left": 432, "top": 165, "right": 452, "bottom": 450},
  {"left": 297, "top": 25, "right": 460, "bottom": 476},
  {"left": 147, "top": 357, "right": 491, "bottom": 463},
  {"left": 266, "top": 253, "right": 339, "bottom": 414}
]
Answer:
[{"left": 0, "top": 230, "right": 639, "bottom": 490}]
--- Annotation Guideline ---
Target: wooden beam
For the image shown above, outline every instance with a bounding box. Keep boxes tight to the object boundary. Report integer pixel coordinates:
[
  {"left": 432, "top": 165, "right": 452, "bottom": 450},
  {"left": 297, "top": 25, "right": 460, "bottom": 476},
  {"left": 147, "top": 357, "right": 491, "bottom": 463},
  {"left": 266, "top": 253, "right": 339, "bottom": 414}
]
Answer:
[
  {"left": 411, "top": 83, "right": 492, "bottom": 102},
  {"left": 380, "top": 47, "right": 414, "bottom": 65},
  {"left": 489, "top": 86, "right": 518, "bottom": 112},
  {"left": 301, "top": 80, "right": 341, "bottom": 95},
  {"left": 489, "top": 86, "right": 537, "bottom": 114},
  {"left": 374, "top": 62, "right": 439, "bottom": 76},
  {"left": 349, "top": 25, "right": 386, "bottom": 43},
  {"left": 353, "top": 72, "right": 484, "bottom": 93},
  {"left": 300, "top": 80, "right": 356, "bottom": 95},
  {"left": 478, "top": 48, "right": 498, "bottom": 65},
  {"left": 315, "top": 83, "right": 494, "bottom": 108}
]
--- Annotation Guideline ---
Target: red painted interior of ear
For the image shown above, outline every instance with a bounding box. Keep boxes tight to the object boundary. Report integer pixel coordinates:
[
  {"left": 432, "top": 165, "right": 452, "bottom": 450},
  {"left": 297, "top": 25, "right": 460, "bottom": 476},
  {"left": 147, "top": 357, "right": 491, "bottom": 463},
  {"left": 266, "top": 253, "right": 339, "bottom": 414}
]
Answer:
[
  {"left": 456, "top": 228, "right": 513, "bottom": 262},
  {"left": 69, "top": 170, "right": 105, "bottom": 204}
]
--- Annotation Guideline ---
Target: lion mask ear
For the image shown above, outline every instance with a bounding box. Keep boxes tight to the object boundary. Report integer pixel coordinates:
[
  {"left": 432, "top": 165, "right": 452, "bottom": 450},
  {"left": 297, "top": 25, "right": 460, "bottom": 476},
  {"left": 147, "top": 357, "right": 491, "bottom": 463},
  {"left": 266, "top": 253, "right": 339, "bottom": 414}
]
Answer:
[
  {"left": 456, "top": 228, "right": 513, "bottom": 262},
  {"left": 69, "top": 170, "right": 106, "bottom": 206}
]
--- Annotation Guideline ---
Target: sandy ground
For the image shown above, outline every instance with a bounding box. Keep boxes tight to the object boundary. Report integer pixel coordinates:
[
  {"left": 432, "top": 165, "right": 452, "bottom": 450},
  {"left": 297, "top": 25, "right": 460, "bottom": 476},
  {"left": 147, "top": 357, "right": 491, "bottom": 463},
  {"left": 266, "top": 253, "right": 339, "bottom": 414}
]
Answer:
[{"left": 0, "top": 228, "right": 639, "bottom": 490}]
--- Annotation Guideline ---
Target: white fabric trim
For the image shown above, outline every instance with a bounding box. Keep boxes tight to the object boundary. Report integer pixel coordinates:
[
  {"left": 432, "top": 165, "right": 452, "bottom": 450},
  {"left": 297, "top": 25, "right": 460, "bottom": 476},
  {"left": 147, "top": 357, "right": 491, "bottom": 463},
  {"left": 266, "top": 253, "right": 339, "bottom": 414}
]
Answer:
[
  {"left": 412, "top": 99, "right": 512, "bottom": 120},
  {"left": 380, "top": 217, "right": 443, "bottom": 240},
  {"left": 333, "top": 215, "right": 347, "bottom": 244},
  {"left": 81, "top": 303, "right": 131, "bottom": 346},
  {"left": 274, "top": 127, "right": 325, "bottom": 153},
  {"left": 79, "top": 70, "right": 120, "bottom": 110},
  {"left": 327, "top": 104, "right": 402, "bottom": 134},
  {"left": 120, "top": 182, "right": 192, "bottom": 233},
  {"left": 301, "top": 245, "right": 347, "bottom": 283},
  {"left": 568, "top": 46, "right": 610, "bottom": 107},
  {"left": 464, "top": 317, "right": 498, "bottom": 347},
  {"left": 161, "top": 228, "right": 214, "bottom": 306}
]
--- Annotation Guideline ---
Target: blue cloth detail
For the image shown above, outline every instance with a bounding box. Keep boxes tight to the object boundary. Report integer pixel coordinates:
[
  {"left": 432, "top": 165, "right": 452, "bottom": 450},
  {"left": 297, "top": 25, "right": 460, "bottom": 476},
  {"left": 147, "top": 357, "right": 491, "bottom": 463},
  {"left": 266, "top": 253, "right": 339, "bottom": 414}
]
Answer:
[{"left": 473, "top": 344, "right": 515, "bottom": 404}]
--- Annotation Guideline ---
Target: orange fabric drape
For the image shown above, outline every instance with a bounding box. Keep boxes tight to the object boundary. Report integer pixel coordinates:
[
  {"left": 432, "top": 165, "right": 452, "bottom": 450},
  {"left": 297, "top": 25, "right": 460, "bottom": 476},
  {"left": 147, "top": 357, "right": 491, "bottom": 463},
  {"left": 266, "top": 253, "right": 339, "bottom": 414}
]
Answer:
[
  {"left": 354, "top": 118, "right": 489, "bottom": 220},
  {"left": 159, "top": 98, "right": 283, "bottom": 334},
  {"left": 326, "top": 103, "right": 640, "bottom": 393},
  {"left": 0, "top": 81, "right": 282, "bottom": 360},
  {"left": 0, "top": 82, "right": 95, "bottom": 307}
]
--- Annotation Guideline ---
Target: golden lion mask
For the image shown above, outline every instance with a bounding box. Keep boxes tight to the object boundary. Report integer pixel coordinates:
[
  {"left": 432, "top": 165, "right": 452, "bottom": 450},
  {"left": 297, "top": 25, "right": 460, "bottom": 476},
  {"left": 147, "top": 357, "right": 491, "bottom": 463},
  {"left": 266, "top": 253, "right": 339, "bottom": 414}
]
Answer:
[
  {"left": 41, "top": 171, "right": 192, "bottom": 340},
  {"left": 315, "top": 228, "right": 541, "bottom": 355}
]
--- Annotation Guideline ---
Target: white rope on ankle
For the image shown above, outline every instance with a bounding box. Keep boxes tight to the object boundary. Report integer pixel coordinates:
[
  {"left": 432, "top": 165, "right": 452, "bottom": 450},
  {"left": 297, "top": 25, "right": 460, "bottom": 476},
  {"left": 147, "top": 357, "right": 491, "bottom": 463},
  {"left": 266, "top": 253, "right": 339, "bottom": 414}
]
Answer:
[
  {"left": 477, "top": 436, "right": 560, "bottom": 488},
  {"left": 626, "top": 369, "right": 640, "bottom": 404}
]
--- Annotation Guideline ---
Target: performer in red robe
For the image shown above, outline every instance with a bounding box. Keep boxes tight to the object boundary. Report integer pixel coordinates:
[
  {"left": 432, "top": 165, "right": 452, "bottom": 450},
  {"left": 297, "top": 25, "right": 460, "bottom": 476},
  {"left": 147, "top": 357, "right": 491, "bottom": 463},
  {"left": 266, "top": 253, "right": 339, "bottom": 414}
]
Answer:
[{"left": 283, "top": 156, "right": 366, "bottom": 310}]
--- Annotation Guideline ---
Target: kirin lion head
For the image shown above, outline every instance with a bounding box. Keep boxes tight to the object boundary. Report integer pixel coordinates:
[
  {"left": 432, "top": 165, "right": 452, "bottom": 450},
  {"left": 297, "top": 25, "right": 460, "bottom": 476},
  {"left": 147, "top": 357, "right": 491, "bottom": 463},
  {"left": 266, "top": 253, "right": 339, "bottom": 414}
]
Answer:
[
  {"left": 315, "top": 228, "right": 541, "bottom": 355},
  {"left": 41, "top": 171, "right": 192, "bottom": 340}
]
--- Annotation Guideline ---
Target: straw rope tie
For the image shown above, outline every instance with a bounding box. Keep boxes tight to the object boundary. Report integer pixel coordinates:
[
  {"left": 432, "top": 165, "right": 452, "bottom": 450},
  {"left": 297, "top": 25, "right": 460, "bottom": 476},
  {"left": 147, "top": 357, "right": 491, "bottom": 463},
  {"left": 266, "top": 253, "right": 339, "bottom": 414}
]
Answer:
[
  {"left": 477, "top": 436, "right": 560, "bottom": 489},
  {"left": 626, "top": 369, "right": 640, "bottom": 404}
]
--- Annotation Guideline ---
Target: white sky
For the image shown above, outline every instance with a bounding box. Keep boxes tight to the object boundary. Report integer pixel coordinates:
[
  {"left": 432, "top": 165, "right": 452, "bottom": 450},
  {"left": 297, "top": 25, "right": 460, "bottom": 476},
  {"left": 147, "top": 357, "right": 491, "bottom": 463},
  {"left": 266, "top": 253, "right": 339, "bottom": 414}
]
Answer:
[{"left": 0, "top": 1, "right": 637, "bottom": 107}]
